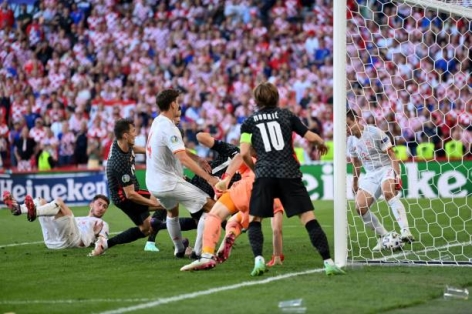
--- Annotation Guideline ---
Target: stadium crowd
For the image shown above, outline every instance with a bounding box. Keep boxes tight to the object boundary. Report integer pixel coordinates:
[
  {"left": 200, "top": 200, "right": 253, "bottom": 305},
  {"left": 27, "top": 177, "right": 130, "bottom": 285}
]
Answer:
[{"left": 0, "top": 0, "right": 470, "bottom": 171}]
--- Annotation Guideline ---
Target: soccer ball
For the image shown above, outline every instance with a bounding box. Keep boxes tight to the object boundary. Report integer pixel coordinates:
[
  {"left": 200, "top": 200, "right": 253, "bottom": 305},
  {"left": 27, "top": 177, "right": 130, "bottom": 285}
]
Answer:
[{"left": 381, "top": 232, "right": 404, "bottom": 250}]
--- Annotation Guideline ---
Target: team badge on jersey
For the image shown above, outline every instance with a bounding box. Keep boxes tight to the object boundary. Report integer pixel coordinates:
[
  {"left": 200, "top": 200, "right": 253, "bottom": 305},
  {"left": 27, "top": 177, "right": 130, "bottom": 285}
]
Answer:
[
  {"left": 170, "top": 135, "right": 179, "bottom": 143},
  {"left": 122, "top": 174, "right": 131, "bottom": 183}
]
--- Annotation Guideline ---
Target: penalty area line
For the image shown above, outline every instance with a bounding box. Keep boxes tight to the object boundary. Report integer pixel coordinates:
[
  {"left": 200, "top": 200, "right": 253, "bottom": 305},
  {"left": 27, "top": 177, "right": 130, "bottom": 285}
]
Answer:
[{"left": 95, "top": 268, "right": 326, "bottom": 314}]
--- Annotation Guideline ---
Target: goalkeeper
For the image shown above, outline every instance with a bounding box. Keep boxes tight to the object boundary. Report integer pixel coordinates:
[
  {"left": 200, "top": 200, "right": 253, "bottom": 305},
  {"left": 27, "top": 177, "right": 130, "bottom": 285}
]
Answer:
[{"left": 346, "top": 109, "right": 415, "bottom": 251}]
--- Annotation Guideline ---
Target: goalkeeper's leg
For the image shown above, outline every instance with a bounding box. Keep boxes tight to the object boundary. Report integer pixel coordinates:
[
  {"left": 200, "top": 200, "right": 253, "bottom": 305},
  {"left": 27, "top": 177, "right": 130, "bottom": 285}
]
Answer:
[{"left": 180, "top": 196, "right": 234, "bottom": 271}]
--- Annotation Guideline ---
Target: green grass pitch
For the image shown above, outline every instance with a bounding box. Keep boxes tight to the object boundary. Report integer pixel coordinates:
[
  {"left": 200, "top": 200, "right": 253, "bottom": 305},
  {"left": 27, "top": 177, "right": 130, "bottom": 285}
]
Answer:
[{"left": 1, "top": 199, "right": 471, "bottom": 314}]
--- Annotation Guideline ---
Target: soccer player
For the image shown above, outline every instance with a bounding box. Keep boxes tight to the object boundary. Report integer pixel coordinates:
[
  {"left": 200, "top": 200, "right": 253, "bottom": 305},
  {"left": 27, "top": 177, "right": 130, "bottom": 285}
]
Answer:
[
  {"left": 239, "top": 82, "right": 344, "bottom": 276},
  {"left": 3, "top": 191, "right": 110, "bottom": 249},
  {"left": 180, "top": 153, "right": 285, "bottom": 271},
  {"left": 146, "top": 89, "right": 219, "bottom": 258},
  {"left": 346, "top": 109, "right": 414, "bottom": 250},
  {"left": 144, "top": 132, "right": 240, "bottom": 253},
  {"left": 214, "top": 199, "right": 285, "bottom": 267},
  {"left": 89, "top": 118, "right": 164, "bottom": 256}
]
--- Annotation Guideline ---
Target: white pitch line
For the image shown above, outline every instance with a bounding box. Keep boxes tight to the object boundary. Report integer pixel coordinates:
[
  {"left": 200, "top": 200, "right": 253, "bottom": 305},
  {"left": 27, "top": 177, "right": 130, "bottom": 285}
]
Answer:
[
  {"left": 0, "top": 298, "right": 155, "bottom": 305},
  {"left": 95, "top": 268, "right": 326, "bottom": 314},
  {"left": 374, "top": 241, "right": 472, "bottom": 262},
  {"left": 0, "top": 232, "right": 122, "bottom": 248},
  {"left": 0, "top": 241, "right": 43, "bottom": 248}
]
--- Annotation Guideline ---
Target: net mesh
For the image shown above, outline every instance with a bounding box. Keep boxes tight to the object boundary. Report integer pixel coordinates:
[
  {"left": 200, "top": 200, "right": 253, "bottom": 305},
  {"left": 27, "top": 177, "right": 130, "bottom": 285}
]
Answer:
[{"left": 345, "top": 0, "right": 471, "bottom": 265}]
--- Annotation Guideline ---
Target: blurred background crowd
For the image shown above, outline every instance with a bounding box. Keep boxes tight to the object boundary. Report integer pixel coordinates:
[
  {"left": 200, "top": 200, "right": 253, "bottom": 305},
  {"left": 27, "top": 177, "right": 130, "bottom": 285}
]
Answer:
[{"left": 0, "top": 0, "right": 470, "bottom": 171}]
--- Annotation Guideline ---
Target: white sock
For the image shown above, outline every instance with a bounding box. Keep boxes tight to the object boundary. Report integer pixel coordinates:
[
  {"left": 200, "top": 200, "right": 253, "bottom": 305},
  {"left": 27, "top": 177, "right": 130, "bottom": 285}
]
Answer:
[
  {"left": 37, "top": 201, "right": 61, "bottom": 216},
  {"left": 193, "top": 212, "right": 207, "bottom": 256},
  {"left": 324, "top": 258, "right": 335, "bottom": 266},
  {"left": 387, "top": 196, "right": 410, "bottom": 230},
  {"left": 20, "top": 200, "right": 60, "bottom": 216},
  {"left": 19, "top": 205, "right": 28, "bottom": 214},
  {"left": 362, "top": 210, "right": 388, "bottom": 236},
  {"left": 255, "top": 255, "right": 264, "bottom": 263},
  {"left": 33, "top": 197, "right": 41, "bottom": 207},
  {"left": 166, "top": 216, "right": 183, "bottom": 253}
]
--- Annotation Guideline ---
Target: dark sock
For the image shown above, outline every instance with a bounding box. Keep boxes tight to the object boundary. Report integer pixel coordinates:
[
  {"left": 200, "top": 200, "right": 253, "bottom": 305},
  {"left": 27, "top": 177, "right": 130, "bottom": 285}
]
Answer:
[
  {"left": 179, "top": 217, "right": 197, "bottom": 231},
  {"left": 220, "top": 219, "right": 227, "bottom": 230},
  {"left": 248, "top": 221, "right": 264, "bottom": 257},
  {"left": 108, "top": 227, "right": 146, "bottom": 248},
  {"left": 305, "top": 219, "right": 331, "bottom": 260}
]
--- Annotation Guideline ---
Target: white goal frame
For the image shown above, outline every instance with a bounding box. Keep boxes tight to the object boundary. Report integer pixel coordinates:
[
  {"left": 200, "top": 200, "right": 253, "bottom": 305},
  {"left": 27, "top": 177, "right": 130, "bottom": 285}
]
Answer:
[{"left": 333, "top": 0, "right": 472, "bottom": 267}]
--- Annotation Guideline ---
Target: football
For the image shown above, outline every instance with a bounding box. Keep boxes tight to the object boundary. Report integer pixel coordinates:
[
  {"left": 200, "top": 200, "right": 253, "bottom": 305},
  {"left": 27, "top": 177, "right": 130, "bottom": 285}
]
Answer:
[{"left": 382, "top": 232, "right": 404, "bottom": 250}]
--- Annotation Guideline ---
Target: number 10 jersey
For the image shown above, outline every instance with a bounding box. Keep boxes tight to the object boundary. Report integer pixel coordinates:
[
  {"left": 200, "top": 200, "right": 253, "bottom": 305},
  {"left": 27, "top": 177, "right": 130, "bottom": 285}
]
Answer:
[{"left": 240, "top": 107, "right": 308, "bottom": 179}]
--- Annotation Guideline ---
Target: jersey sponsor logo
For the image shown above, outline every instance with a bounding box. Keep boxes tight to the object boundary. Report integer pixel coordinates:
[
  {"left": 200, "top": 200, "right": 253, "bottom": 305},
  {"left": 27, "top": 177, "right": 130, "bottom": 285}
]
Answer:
[
  {"left": 170, "top": 135, "right": 179, "bottom": 143},
  {"left": 122, "top": 174, "right": 131, "bottom": 183}
]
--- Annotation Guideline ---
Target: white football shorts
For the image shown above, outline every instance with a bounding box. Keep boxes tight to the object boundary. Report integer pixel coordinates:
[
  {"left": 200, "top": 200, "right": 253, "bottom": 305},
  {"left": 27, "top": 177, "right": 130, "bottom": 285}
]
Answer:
[
  {"left": 39, "top": 215, "right": 82, "bottom": 249},
  {"left": 152, "top": 180, "right": 210, "bottom": 213},
  {"left": 359, "top": 166, "right": 396, "bottom": 200}
]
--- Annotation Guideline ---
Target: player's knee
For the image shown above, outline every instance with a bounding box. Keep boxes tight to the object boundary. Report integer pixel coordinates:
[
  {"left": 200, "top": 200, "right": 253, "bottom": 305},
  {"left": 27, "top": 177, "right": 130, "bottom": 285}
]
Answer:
[
  {"left": 139, "top": 225, "right": 152, "bottom": 236},
  {"left": 383, "top": 191, "right": 395, "bottom": 201}
]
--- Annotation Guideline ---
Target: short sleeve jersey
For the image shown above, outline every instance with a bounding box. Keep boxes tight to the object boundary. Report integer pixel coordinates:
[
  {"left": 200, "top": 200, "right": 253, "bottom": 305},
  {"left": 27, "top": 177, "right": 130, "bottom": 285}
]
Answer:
[
  {"left": 347, "top": 125, "right": 393, "bottom": 172},
  {"left": 146, "top": 115, "right": 187, "bottom": 193},
  {"left": 75, "top": 217, "right": 110, "bottom": 247},
  {"left": 106, "top": 140, "right": 139, "bottom": 205},
  {"left": 240, "top": 107, "right": 308, "bottom": 178}
]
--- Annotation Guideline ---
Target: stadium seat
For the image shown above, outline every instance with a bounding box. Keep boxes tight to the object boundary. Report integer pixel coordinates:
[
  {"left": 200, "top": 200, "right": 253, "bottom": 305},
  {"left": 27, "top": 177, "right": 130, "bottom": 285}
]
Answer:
[
  {"left": 416, "top": 142, "right": 435, "bottom": 160},
  {"left": 392, "top": 145, "right": 409, "bottom": 161},
  {"left": 445, "top": 140, "right": 464, "bottom": 159},
  {"left": 320, "top": 141, "right": 334, "bottom": 161}
]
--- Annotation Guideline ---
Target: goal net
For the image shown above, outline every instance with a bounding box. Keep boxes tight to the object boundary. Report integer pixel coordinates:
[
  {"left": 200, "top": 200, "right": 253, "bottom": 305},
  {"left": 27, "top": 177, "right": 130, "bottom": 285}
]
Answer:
[{"left": 337, "top": 0, "right": 472, "bottom": 266}]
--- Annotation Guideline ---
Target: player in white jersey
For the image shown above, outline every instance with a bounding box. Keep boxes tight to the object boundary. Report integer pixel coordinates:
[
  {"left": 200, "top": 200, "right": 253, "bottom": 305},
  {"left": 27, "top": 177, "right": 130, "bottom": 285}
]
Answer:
[
  {"left": 146, "top": 89, "right": 219, "bottom": 257},
  {"left": 3, "top": 191, "right": 110, "bottom": 249},
  {"left": 346, "top": 109, "right": 414, "bottom": 250}
]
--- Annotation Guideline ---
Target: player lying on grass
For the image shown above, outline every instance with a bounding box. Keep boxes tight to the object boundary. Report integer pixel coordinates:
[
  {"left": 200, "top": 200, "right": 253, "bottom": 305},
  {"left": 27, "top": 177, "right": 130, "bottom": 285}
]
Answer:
[
  {"left": 346, "top": 109, "right": 415, "bottom": 251},
  {"left": 180, "top": 153, "right": 285, "bottom": 272},
  {"left": 3, "top": 191, "right": 110, "bottom": 249},
  {"left": 144, "top": 131, "right": 239, "bottom": 254}
]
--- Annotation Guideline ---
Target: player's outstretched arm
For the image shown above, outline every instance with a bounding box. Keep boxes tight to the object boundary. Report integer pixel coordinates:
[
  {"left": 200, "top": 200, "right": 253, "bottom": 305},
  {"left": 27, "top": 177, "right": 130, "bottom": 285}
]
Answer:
[
  {"left": 175, "top": 150, "right": 219, "bottom": 186},
  {"left": 185, "top": 149, "right": 211, "bottom": 173},
  {"left": 133, "top": 145, "right": 146, "bottom": 154},
  {"left": 215, "top": 153, "right": 244, "bottom": 191},
  {"left": 196, "top": 132, "right": 215, "bottom": 149},
  {"left": 123, "top": 185, "right": 160, "bottom": 208},
  {"left": 240, "top": 142, "right": 255, "bottom": 172},
  {"left": 303, "top": 130, "right": 328, "bottom": 155}
]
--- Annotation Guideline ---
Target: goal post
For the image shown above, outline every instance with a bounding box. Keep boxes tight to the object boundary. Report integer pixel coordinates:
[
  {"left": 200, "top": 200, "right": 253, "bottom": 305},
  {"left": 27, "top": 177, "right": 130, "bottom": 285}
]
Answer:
[{"left": 333, "top": 0, "right": 472, "bottom": 267}]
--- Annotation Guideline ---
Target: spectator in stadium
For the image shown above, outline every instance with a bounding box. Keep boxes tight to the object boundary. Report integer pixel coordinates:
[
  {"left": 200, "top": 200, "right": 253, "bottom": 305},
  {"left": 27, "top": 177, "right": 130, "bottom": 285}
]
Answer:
[
  {"left": 14, "top": 125, "right": 37, "bottom": 171},
  {"left": 4, "top": 191, "right": 110, "bottom": 250},
  {"left": 1, "top": 0, "right": 470, "bottom": 174}
]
